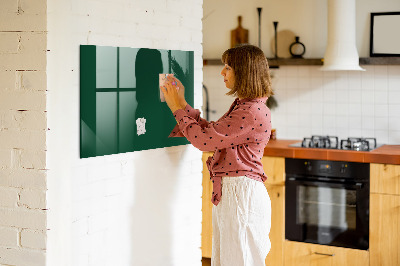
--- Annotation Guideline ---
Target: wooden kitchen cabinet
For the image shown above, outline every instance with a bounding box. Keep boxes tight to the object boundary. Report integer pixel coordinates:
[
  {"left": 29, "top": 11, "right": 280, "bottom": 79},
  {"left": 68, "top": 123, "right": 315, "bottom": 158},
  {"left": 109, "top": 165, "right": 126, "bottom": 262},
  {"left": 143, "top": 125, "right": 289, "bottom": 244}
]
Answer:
[
  {"left": 284, "top": 241, "right": 369, "bottom": 266},
  {"left": 370, "top": 163, "right": 400, "bottom": 195},
  {"left": 370, "top": 163, "right": 400, "bottom": 266},
  {"left": 202, "top": 152, "right": 214, "bottom": 258},
  {"left": 264, "top": 184, "right": 285, "bottom": 266},
  {"left": 201, "top": 154, "right": 286, "bottom": 266},
  {"left": 370, "top": 193, "right": 400, "bottom": 266},
  {"left": 261, "top": 156, "right": 285, "bottom": 186},
  {"left": 262, "top": 156, "right": 285, "bottom": 266}
]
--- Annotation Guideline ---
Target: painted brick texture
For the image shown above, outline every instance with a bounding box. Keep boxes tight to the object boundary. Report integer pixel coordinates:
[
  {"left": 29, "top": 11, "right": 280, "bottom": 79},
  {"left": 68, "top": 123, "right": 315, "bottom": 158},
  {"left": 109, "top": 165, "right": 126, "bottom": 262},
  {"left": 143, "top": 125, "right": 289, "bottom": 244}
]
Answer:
[
  {"left": 2, "top": 0, "right": 203, "bottom": 265},
  {"left": 46, "top": 0, "right": 203, "bottom": 266},
  {"left": 0, "top": 0, "right": 47, "bottom": 265},
  {"left": 21, "top": 229, "right": 47, "bottom": 250},
  {"left": 0, "top": 227, "right": 19, "bottom": 247}
]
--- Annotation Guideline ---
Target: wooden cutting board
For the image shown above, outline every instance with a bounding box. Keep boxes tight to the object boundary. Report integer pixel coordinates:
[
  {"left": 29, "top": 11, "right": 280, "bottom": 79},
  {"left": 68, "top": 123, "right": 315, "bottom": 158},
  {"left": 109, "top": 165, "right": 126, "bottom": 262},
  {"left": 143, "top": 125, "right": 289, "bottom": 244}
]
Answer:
[{"left": 231, "top": 16, "right": 249, "bottom": 48}]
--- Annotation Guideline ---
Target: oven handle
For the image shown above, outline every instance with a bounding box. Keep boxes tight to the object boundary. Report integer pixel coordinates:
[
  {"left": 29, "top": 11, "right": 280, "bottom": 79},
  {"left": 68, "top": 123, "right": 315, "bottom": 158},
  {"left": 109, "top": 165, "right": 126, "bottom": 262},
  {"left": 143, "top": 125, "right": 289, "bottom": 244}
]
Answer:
[
  {"left": 314, "top": 252, "right": 335, "bottom": 257},
  {"left": 286, "top": 177, "right": 364, "bottom": 189}
]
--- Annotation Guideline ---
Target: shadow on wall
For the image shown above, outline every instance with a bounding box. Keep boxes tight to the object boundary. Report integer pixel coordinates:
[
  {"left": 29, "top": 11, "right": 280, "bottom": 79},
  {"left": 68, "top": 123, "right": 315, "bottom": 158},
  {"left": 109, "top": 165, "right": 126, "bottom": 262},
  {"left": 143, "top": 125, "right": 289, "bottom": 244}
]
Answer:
[
  {"left": 134, "top": 48, "right": 165, "bottom": 150},
  {"left": 130, "top": 50, "right": 176, "bottom": 265}
]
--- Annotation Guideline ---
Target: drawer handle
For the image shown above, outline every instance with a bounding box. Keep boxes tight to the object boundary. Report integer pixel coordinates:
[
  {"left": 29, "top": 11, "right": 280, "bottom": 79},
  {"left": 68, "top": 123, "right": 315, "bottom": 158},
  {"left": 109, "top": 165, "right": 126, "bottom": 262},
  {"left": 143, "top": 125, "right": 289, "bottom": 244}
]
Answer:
[{"left": 314, "top": 252, "right": 335, "bottom": 257}]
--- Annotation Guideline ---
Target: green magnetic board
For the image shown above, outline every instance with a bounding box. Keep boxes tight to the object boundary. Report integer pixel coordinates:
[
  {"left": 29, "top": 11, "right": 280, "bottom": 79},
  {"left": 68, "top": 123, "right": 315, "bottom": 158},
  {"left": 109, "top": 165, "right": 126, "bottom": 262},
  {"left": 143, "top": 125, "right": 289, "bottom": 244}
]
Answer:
[{"left": 80, "top": 45, "right": 194, "bottom": 158}]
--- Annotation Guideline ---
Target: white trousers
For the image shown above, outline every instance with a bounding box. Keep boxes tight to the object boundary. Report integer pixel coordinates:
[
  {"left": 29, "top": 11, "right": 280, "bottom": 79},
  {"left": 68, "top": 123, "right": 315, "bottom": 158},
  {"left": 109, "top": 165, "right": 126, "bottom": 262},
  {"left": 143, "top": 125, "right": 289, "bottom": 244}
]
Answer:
[{"left": 212, "top": 176, "right": 271, "bottom": 266}]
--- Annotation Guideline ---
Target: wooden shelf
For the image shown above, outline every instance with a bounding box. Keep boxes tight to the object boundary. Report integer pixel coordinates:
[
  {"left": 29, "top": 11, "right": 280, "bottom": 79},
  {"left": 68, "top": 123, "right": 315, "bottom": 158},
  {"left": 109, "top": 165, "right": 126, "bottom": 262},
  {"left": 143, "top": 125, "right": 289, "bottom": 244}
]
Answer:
[
  {"left": 203, "top": 57, "right": 400, "bottom": 67},
  {"left": 202, "top": 59, "right": 223, "bottom": 66},
  {"left": 359, "top": 57, "right": 400, "bottom": 65},
  {"left": 203, "top": 58, "right": 323, "bottom": 67},
  {"left": 268, "top": 58, "right": 322, "bottom": 67}
]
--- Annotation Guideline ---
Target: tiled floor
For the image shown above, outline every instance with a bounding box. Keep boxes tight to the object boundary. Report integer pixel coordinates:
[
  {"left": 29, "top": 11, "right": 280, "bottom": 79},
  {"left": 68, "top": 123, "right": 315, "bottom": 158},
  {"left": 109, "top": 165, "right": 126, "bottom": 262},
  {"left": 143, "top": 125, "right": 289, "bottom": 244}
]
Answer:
[{"left": 202, "top": 257, "right": 211, "bottom": 266}]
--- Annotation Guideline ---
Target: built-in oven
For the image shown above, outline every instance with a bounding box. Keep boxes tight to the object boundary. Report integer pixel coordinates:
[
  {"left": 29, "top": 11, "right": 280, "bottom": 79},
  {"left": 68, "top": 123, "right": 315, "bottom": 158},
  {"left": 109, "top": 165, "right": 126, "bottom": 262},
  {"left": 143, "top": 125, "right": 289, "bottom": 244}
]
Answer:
[{"left": 285, "top": 158, "right": 369, "bottom": 250}]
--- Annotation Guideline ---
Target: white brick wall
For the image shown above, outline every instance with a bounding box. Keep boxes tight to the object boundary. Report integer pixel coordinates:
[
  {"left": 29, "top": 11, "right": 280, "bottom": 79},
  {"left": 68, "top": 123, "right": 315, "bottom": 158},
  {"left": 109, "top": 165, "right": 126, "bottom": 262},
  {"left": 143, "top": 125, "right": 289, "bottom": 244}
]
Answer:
[
  {"left": 2, "top": 0, "right": 203, "bottom": 264},
  {"left": 0, "top": 169, "right": 47, "bottom": 189},
  {"left": 0, "top": 247, "right": 46, "bottom": 266},
  {"left": 21, "top": 229, "right": 47, "bottom": 250},
  {"left": 0, "top": 227, "right": 19, "bottom": 247},
  {"left": 0, "top": 0, "right": 48, "bottom": 265},
  {"left": 0, "top": 187, "right": 19, "bottom": 208},
  {"left": 46, "top": 1, "right": 203, "bottom": 266},
  {"left": 0, "top": 208, "right": 46, "bottom": 230}
]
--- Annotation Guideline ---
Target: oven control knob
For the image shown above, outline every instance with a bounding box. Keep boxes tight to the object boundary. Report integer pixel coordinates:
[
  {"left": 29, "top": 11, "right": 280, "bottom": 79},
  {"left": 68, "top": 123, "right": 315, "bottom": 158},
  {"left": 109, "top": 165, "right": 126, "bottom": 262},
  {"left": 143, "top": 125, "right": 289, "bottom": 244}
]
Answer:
[
  {"left": 340, "top": 164, "right": 347, "bottom": 174},
  {"left": 304, "top": 162, "right": 312, "bottom": 171}
]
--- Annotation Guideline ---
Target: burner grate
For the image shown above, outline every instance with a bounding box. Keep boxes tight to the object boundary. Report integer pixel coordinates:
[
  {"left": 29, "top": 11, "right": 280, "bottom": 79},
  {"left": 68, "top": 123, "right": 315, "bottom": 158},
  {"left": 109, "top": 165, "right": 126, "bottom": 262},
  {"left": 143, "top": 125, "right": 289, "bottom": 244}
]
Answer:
[
  {"left": 301, "top": 135, "right": 339, "bottom": 149},
  {"left": 296, "top": 136, "right": 378, "bottom": 151},
  {"left": 340, "top": 137, "right": 377, "bottom": 151}
]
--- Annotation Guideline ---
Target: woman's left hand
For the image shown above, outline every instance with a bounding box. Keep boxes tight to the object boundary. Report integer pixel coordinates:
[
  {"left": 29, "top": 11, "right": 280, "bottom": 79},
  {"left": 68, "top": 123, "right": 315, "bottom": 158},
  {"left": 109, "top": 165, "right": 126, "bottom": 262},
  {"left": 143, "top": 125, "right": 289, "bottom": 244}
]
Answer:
[{"left": 161, "top": 78, "right": 184, "bottom": 113}]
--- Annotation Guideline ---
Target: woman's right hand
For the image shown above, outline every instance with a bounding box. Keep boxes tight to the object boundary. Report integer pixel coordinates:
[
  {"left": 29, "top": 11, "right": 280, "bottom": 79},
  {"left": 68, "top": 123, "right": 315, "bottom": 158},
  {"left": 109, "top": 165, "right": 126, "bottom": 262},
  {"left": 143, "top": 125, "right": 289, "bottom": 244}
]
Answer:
[{"left": 168, "top": 76, "right": 187, "bottom": 107}]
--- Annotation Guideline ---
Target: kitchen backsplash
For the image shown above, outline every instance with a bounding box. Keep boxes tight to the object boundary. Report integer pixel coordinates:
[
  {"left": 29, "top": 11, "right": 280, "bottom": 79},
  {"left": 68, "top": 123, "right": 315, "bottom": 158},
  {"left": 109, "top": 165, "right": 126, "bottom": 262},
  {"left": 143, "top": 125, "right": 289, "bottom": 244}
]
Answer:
[{"left": 203, "top": 65, "right": 400, "bottom": 144}]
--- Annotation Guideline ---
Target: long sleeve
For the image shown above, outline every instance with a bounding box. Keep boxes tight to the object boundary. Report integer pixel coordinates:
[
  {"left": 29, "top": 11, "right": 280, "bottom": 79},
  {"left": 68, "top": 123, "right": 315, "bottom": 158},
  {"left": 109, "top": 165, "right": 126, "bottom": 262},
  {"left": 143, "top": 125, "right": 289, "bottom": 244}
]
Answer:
[
  {"left": 174, "top": 97, "right": 271, "bottom": 206},
  {"left": 171, "top": 105, "right": 257, "bottom": 152},
  {"left": 168, "top": 103, "right": 211, "bottom": 137}
]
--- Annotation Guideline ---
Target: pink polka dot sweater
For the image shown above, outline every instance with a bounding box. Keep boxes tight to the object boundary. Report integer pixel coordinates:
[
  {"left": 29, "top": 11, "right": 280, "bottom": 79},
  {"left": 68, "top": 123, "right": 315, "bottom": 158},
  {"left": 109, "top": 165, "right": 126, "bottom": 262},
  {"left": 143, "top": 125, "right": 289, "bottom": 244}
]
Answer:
[{"left": 169, "top": 97, "right": 272, "bottom": 206}]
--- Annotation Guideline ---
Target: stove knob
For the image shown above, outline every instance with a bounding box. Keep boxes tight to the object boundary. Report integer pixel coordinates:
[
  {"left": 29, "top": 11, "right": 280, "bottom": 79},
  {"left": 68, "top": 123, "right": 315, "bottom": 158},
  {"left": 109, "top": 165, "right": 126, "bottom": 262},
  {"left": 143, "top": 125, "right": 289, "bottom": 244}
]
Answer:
[
  {"left": 340, "top": 164, "right": 347, "bottom": 174},
  {"left": 305, "top": 162, "right": 312, "bottom": 171}
]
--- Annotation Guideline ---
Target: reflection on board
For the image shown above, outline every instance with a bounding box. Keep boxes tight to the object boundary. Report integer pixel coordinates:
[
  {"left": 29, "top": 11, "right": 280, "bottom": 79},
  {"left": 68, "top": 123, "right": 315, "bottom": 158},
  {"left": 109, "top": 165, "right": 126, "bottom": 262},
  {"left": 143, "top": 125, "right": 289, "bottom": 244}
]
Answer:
[{"left": 80, "top": 45, "right": 194, "bottom": 158}]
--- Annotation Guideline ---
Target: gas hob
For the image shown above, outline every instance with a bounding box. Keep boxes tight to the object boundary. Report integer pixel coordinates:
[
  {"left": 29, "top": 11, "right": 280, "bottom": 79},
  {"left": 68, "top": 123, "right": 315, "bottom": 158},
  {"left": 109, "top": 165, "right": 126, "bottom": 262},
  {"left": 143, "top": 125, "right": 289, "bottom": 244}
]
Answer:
[{"left": 289, "top": 135, "right": 383, "bottom": 151}]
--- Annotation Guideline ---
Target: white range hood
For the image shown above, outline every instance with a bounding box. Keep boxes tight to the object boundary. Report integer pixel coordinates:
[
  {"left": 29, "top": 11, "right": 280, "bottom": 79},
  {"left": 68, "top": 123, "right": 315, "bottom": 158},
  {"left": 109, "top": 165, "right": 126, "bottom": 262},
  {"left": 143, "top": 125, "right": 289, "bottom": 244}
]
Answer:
[{"left": 320, "top": 0, "right": 365, "bottom": 71}]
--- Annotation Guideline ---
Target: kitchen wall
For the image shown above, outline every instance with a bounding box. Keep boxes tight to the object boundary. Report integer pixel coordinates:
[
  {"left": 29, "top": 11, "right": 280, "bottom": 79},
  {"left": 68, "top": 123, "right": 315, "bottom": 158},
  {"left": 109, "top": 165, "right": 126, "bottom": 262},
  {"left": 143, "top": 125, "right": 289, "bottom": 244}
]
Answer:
[
  {"left": 271, "top": 65, "right": 400, "bottom": 144},
  {"left": 204, "top": 0, "right": 400, "bottom": 58},
  {"left": 1, "top": 0, "right": 203, "bottom": 265},
  {"left": 203, "top": 0, "right": 400, "bottom": 144}
]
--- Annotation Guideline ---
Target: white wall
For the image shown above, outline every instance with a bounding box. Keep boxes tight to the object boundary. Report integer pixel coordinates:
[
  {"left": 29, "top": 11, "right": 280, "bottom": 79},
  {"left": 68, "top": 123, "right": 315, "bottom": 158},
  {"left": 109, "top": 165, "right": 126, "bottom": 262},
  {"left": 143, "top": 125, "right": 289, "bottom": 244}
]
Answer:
[
  {"left": 271, "top": 65, "right": 400, "bottom": 144},
  {"left": 46, "top": 0, "right": 203, "bottom": 266},
  {"left": 203, "top": 0, "right": 400, "bottom": 58},
  {"left": 204, "top": 0, "right": 326, "bottom": 59},
  {"left": 203, "top": 0, "right": 400, "bottom": 145},
  {"left": 204, "top": 64, "right": 400, "bottom": 145},
  {"left": 0, "top": 0, "right": 48, "bottom": 265}
]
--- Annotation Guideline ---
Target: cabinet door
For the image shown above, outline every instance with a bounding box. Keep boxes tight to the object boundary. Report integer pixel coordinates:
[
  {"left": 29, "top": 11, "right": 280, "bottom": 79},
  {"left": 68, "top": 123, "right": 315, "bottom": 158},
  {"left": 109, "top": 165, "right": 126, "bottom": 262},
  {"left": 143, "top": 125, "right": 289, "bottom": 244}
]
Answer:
[
  {"left": 370, "top": 193, "right": 400, "bottom": 266},
  {"left": 370, "top": 163, "right": 400, "bottom": 195},
  {"left": 284, "top": 241, "right": 369, "bottom": 266},
  {"left": 202, "top": 152, "right": 214, "bottom": 258},
  {"left": 261, "top": 156, "right": 285, "bottom": 185},
  {"left": 265, "top": 185, "right": 284, "bottom": 266}
]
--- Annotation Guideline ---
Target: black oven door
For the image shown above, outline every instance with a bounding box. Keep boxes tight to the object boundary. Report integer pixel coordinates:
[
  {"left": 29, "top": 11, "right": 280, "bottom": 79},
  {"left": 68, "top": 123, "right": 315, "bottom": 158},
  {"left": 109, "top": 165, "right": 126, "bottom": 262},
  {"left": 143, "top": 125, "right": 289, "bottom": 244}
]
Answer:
[{"left": 285, "top": 177, "right": 369, "bottom": 250}]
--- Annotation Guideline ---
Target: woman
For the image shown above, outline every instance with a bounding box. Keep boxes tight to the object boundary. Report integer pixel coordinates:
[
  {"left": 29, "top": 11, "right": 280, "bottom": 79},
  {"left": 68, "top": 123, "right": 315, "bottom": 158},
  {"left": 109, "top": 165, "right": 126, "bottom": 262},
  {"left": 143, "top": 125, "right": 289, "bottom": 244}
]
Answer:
[{"left": 161, "top": 44, "right": 273, "bottom": 266}]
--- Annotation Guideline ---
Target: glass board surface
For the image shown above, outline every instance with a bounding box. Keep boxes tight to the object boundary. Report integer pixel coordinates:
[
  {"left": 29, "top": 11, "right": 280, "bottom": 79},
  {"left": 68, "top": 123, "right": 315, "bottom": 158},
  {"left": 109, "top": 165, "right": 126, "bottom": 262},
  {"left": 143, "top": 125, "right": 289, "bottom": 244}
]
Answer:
[{"left": 80, "top": 45, "right": 194, "bottom": 158}]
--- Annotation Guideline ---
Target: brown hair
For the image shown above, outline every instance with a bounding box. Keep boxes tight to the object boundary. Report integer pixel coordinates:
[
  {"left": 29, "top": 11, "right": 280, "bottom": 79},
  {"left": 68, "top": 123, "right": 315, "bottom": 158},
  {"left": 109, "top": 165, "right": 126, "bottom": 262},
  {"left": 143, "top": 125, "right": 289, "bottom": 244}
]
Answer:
[{"left": 221, "top": 44, "right": 273, "bottom": 99}]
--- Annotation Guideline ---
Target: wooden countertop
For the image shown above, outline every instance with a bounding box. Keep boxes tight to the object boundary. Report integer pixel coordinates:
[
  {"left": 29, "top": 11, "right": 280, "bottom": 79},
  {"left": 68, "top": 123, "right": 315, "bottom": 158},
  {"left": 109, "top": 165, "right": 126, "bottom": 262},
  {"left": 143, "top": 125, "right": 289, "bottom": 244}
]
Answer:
[{"left": 263, "top": 139, "right": 400, "bottom": 165}]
